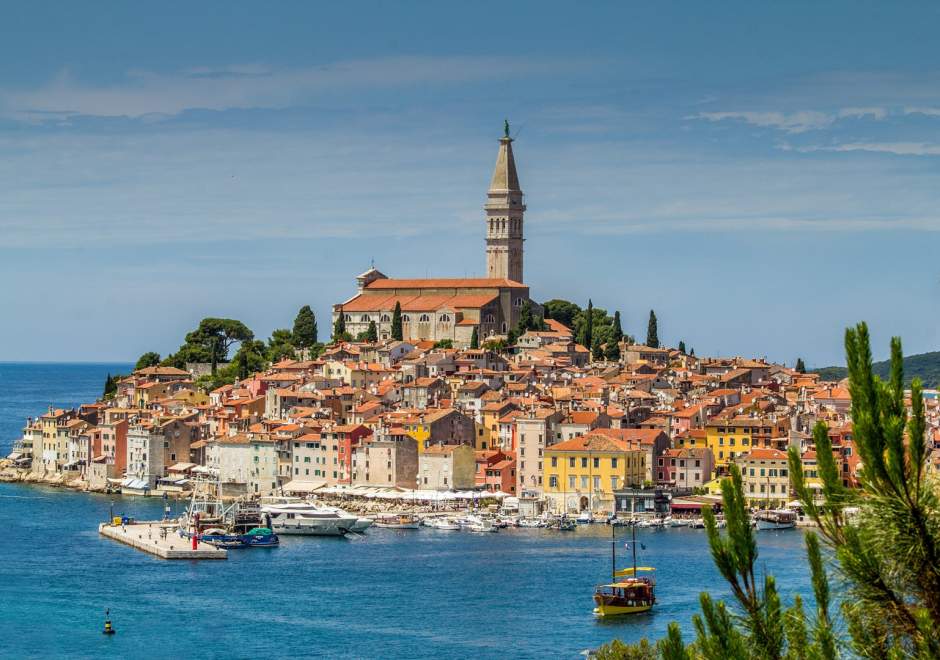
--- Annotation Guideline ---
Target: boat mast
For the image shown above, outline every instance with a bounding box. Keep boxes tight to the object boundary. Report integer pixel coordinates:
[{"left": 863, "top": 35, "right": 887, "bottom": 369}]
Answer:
[
  {"left": 632, "top": 521, "right": 637, "bottom": 576},
  {"left": 611, "top": 522, "right": 616, "bottom": 582}
]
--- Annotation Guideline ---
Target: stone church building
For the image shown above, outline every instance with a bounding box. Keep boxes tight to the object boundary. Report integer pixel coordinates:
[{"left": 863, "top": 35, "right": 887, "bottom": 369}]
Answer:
[{"left": 333, "top": 127, "right": 538, "bottom": 347}]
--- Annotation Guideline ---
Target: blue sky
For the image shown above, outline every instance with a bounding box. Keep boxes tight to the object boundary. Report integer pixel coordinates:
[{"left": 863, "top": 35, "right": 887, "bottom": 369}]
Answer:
[{"left": 2, "top": 2, "right": 940, "bottom": 366}]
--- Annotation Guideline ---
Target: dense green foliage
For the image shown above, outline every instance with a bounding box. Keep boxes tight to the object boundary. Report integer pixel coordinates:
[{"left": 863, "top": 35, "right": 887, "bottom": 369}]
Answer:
[
  {"left": 102, "top": 373, "right": 117, "bottom": 398},
  {"left": 542, "top": 299, "right": 582, "bottom": 328},
  {"left": 162, "top": 318, "right": 254, "bottom": 374},
  {"left": 470, "top": 326, "right": 479, "bottom": 350},
  {"left": 813, "top": 349, "right": 940, "bottom": 387},
  {"left": 646, "top": 309, "right": 659, "bottom": 348},
  {"left": 795, "top": 357, "right": 806, "bottom": 374},
  {"left": 391, "top": 302, "right": 403, "bottom": 341},
  {"left": 597, "top": 322, "right": 940, "bottom": 659},
  {"left": 292, "top": 305, "right": 318, "bottom": 349},
  {"left": 332, "top": 308, "right": 351, "bottom": 343},
  {"left": 606, "top": 311, "right": 624, "bottom": 360},
  {"left": 581, "top": 299, "right": 594, "bottom": 348},
  {"left": 134, "top": 352, "right": 161, "bottom": 370},
  {"left": 266, "top": 328, "right": 297, "bottom": 363},
  {"left": 433, "top": 339, "right": 453, "bottom": 349}
]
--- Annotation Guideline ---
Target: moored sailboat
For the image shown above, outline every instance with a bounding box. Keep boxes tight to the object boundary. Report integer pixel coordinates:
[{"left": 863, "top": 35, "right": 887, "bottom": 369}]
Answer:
[{"left": 593, "top": 523, "right": 656, "bottom": 617}]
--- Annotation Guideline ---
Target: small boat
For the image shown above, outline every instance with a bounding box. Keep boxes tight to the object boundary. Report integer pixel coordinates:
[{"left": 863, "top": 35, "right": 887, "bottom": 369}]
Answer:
[
  {"left": 374, "top": 513, "right": 420, "bottom": 529},
  {"left": 666, "top": 517, "right": 685, "bottom": 528},
  {"left": 517, "top": 518, "right": 544, "bottom": 528},
  {"left": 754, "top": 509, "right": 797, "bottom": 531},
  {"left": 576, "top": 511, "right": 594, "bottom": 524},
  {"left": 687, "top": 518, "right": 706, "bottom": 529},
  {"left": 593, "top": 523, "right": 656, "bottom": 617},
  {"left": 458, "top": 514, "right": 498, "bottom": 533},
  {"left": 423, "top": 517, "right": 461, "bottom": 531},
  {"left": 195, "top": 527, "right": 246, "bottom": 549},
  {"left": 240, "top": 527, "right": 279, "bottom": 547},
  {"left": 547, "top": 516, "right": 576, "bottom": 531}
]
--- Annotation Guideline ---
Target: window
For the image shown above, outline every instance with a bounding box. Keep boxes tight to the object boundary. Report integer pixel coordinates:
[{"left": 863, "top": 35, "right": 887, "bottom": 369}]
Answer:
[
  {"left": 568, "top": 476, "right": 576, "bottom": 489},
  {"left": 344, "top": 314, "right": 352, "bottom": 322},
  {"left": 549, "top": 475, "right": 558, "bottom": 488},
  {"left": 569, "top": 457, "right": 575, "bottom": 468},
  {"left": 402, "top": 314, "right": 411, "bottom": 322},
  {"left": 360, "top": 314, "right": 370, "bottom": 322},
  {"left": 438, "top": 314, "right": 451, "bottom": 323},
  {"left": 611, "top": 457, "right": 618, "bottom": 468},
  {"left": 381, "top": 314, "right": 390, "bottom": 322},
  {"left": 580, "top": 476, "right": 588, "bottom": 489},
  {"left": 513, "top": 298, "right": 523, "bottom": 307},
  {"left": 418, "top": 314, "right": 430, "bottom": 323},
  {"left": 484, "top": 314, "right": 496, "bottom": 324},
  {"left": 581, "top": 457, "right": 588, "bottom": 468},
  {"left": 593, "top": 476, "right": 600, "bottom": 491},
  {"left": 551, "top": 456, "right": 557, "bottom": 467},
  {"left": 593, "top": 457, "right": 599, "bottom": 468}
]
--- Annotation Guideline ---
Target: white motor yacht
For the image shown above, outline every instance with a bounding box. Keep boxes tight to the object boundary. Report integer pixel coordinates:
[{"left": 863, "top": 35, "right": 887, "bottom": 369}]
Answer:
[{"left": 261, "top": 501, "right": 359, "bottom": 536}]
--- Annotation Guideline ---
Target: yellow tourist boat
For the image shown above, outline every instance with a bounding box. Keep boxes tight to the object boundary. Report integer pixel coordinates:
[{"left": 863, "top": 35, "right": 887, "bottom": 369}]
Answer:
[{"left": 593, "top": 523, "right": 656, "bottom": 616}]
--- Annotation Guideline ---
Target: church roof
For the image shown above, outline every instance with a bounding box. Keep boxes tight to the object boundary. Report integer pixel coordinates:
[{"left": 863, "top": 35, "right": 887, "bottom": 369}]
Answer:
[
  {"left": 489, "top": 136, "right": 521, "bottom": 192},
  {"left": 341, "top": 292, "right": 499, "bottom": 313},
  {"left": 364, "top": 278, "right": 526, "bottom": 290}
]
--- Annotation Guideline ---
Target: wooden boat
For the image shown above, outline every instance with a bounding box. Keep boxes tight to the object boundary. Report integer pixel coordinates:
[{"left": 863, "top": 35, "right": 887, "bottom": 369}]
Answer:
[
  {"left": 593, "top": 523, "right": 656, "bottom": 617},
  {"left": 373, "top": 513, "right": 420, "bottom": 529},
  {"left": 754, "top": 509, "right": 797, "bottom": 531}
]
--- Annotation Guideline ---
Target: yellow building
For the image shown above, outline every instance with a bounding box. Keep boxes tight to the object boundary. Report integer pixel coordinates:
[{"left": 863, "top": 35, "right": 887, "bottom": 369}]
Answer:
[
  {"left": 544, "top": 433, "right": 646, "bottom": 514},
  {"left": 704, "top": 415, "right": 789, "bottom": 476},
  {"left": 734, "top": 448, "right": 790, "bottom": 508}
]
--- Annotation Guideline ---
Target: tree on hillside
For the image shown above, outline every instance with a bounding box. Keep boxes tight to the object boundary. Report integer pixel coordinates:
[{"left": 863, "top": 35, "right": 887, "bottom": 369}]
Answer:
[
  {"left": 267, "top": 328, "right": 296, "bottom": 363},
  {"left": 597, "top": 322, "right": 940, "bottom": 658},
  {"left": 580, "top": 299, "right": 594, "bottom": 349},
  {"left": 333, "top": 308, "right": 347, "bottom": 343},
  {"left": 678, "top": 340, "right": 686, "bottom": 355},
  {"left": 606, "top": 311, "right": 624, "bottom": 360},
  {"left": 135, "top": 352, "right": 161, "bottom": 371},
  {"left": 542, "top": 299, "right": 581, "bottom": 328},
  {"left": 366, "top": 320, "right": 378, "bottom": 343},
  {"left": 292, "top": 305, "right": 318, "bottom": 349},
  {"left": 470, "top": 326, "right": 479, "bottom": 350},
  {"left": 646, "top": 310, "right": 659, "bottom": 348},
  {"left": 391, "top": 301, "right": 403, "bottom": 341},
  {"left": 102, "top": 373, "right": 116, "bottom": 399},
  {"left": 795, "top": 357, "right": 806, "bottom": 374},
  {"left": 690, "top": 347, "right": 695, "bottom": 356},
  {"left": 591, "top": 336, "right": 604, "bottom": 361},
  {"left": 433, "top": 339, "right": 453, "bottom": 349},
  {"left": 163, "top": 317, "right": 254, "bottom": 375}
]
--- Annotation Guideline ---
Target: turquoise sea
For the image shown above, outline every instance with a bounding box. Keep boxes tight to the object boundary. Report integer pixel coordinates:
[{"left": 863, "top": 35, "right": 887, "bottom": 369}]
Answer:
[{"left": 0, "top": 363, "right": 813, "bottom": 659}]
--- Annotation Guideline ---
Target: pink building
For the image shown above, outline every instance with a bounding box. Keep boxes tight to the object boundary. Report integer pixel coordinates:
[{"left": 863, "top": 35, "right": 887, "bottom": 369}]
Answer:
[
  {"left": 656, "top": 447, "right": 713, "bottom": 489},
  {"left": 475, "top": 449, "right": 517, "bottom": 494}
]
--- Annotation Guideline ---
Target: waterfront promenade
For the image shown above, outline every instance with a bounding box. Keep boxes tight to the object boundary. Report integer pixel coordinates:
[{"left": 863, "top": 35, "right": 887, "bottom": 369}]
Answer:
[{"left": 98, "top": 521, "right": 227, "bottom": 559}]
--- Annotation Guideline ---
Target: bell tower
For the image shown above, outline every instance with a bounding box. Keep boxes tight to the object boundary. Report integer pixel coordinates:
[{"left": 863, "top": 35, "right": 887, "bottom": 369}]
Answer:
[{"left": 485, "top": 120, "right": 525, "bottom": 283}]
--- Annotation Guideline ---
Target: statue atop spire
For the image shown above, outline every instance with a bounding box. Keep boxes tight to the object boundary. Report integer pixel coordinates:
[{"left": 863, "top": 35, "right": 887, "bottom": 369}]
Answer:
[{"left": 504, "top": 118, "right": 510, "bottom": 138}]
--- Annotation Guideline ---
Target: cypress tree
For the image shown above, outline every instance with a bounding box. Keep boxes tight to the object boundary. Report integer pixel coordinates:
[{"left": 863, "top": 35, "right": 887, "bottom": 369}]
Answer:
[
  {"left": 366, "top": 320, "right": 378, "bottom": 342},
  {"left": 678, "top": 340, "right": 687, "bottom": 354},
  {"left": 333, "top": 307, "right": 346, "bottom": 342},
  {"left": 292, "top": 305, "right": 318, "bottom": 348},
  {"left": 580, "top": 299, "right": 594, "bottom": 349},
  {"left": 470, "top": 326, "right": 479, "bottom": 349},
  {"left": 646, "top": 309, "right": 659, "bottom": 348},
  {"left": 391, "top": 301, "right": 403, "bottom": 341},
  {"left": 795, "top": 357, "right": 806, "bottom": 374}
]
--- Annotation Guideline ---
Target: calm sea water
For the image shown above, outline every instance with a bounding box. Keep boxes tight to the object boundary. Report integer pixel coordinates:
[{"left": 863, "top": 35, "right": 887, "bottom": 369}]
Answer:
[{"left": 0, "top": 363, "right": 814, "bottom": 659}]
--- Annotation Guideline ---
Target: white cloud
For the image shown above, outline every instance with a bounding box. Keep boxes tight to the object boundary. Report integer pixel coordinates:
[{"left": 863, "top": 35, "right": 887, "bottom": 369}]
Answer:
[
  {"left": 837, "top": 106, "right": 888, "bottom": 120},
  {"left": 795, "top": 142, "right": 940, "bottom": 156},
  {"left": 904, "top": 106, "right": 940, "bottom": 117},
  {"left": 0, "top": 56, "right": 575, "bottom": 122},
  {"left": 690, "top": 110, "right": 835, "bottom": 133}
]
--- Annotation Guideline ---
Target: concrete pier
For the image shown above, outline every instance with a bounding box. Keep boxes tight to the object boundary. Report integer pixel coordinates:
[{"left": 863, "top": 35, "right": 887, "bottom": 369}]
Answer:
[{"left": 98, "top": 521, "right": 227, "bottom": 560}]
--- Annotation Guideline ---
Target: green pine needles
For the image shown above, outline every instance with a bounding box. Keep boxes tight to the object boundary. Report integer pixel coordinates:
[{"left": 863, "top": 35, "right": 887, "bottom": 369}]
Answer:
[{"left": 598, "top": 321, "right": 940, "bottom": 659}]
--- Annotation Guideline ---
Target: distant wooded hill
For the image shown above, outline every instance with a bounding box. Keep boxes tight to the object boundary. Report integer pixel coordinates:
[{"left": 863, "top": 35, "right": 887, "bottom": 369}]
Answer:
[{"left": 812, "top": 351, "right": 940, "bottom": 388}]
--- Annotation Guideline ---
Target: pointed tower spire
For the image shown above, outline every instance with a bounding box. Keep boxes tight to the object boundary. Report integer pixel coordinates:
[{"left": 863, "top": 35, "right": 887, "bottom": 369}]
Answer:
[{"left": 485, "top": 121, "right": 525, "bottom": 283}]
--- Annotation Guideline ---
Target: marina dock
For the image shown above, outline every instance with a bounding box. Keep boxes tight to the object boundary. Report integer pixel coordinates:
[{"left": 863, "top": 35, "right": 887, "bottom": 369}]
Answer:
[{"left": 98, "top": 521, "right": 227, "bottom": 560}]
